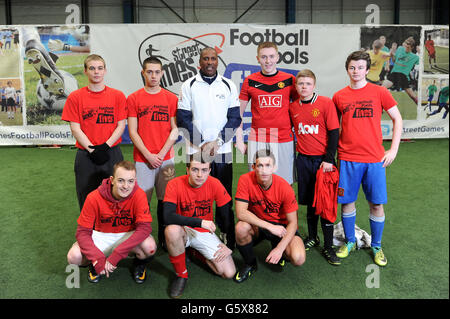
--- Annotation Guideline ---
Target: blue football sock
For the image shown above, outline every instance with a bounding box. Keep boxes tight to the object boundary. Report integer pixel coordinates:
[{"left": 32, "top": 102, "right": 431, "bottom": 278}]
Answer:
[
  {"left": 369, "top": 214, "right": 385, "bottom": 248},
  {"left": 342, "top": 210, "right": 356, "bottom": 243}
]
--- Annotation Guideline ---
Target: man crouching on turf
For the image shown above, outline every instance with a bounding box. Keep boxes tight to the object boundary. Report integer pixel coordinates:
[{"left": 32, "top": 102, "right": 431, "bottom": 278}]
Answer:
[
  {"left": 163, "top": 153, "right": 236, "bottom": 298},
  {"left": 67, "top": 160, "right": 156, "bottom": 284},
  {"left": 234, "top": 149, "right": 306, "bottom": 283}
]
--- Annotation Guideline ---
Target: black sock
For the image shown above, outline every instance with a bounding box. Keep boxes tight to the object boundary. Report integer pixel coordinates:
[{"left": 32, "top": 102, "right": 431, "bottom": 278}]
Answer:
[
  {"left": 321, "top": 218, "right": 334, "bottom": 249},
  {"left": 157, "top": 200, "right": 166, "bottom": 244},
  {"left": 237, "top": 242, "right": 256, "bottom": 266},
  {"left": 307, "top": 205, "right": 319, "bottom": 239},
  {"left": 134, "top": 255, "right": 153, "bottom": 266}
]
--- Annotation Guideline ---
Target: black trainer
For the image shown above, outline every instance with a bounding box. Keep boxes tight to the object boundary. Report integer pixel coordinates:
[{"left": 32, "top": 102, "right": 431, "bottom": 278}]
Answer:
[
  {"left": 133, "top": 263, "right": 147, "bottom": 284},
  {"left": 304, "top": 236, "right": 320, "bottom": 251},
  {"left": 234, "top": 263, "right": 257, "bottom": 283},
  {"left": 322, "top": 247, "right": 341, "bottom": 266},
  {"left": 170, "top": 277, "right": 187, "bottom": 298},
  {"left": 87, "top": 263, "right": 101, "bottom": 283}
]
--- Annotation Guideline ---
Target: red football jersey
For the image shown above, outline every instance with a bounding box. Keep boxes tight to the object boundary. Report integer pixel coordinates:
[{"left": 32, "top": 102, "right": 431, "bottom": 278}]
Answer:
[
  {"left": 239, "top": 71, "right": 299, "bottom": 143},
  {"left": 289, "top": 94, "right": 340, "bottom": 156},
  {"left": 77, "top": 186, "right": 152, "bottom": 233},
  {"left": 127, "top": 88, "right": 178, "bottom": 162},
  {"left": 332, "top": 83, "right": 397, "bottom": 163},
  {"left": 425, "top": 40, "right": 435, "bottom": 55},
  {"left": 163, "top": 175, "right": 231, "bottom": 232},
  {"left": 62, "top": 86, "right": 127, "bottom": 150},
  {"left": 235, "top": 171, "right": 298, "bottom": 225}
]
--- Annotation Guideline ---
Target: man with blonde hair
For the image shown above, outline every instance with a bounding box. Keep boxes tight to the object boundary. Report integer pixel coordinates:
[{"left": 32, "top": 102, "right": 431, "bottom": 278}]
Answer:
[
  {"left": 236, "top": 41, "right": 298, "bottom": 185},
  {"left": 67, "top": 160, "right": 157, "bottom": 284},
  {"left": 62, "top": 54, "right": 127, "bottom": 210},
  {"left": 289, "top": 69, "right": 341, "bottom": 265}
]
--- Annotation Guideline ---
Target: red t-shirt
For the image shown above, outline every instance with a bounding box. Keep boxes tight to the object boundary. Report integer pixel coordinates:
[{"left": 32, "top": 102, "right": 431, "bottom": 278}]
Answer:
[
  {"left": 289, "top": 94, "right": 340, "bottom": 156},
  {"left": 425, "top": 40, "right": 435, "bottom": 55},
  {"left": 62, "top": 86, "right": 127, "bottom": 150},
  {"left": 332, "top": 83, "right": 397, "bottom": 163},
  {"left": 239, "top": 71, "right": 299, "bottom": 143},
  {"left": 77, "top": 186, "right": 152, "bottom": 233},
  {"left": 163, "top": 175, "right": 231, "bottom": 232},
  {"left": 235, "top": 171, "right": 298, "bottom": 225},
  {"left": 127, "top": 88, "right": 178, "bottom": 162}
]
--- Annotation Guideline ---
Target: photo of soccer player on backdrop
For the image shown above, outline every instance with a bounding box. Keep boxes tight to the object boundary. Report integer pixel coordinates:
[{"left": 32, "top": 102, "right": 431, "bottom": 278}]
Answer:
[{"left": 361, "top": 26, "right": 421, "bottom": 121}]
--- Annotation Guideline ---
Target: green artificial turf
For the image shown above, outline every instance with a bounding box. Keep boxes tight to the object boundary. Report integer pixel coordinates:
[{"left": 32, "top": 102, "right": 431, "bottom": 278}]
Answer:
[{"left": 0, "top": 139, "right": 448, "bottom": 299}]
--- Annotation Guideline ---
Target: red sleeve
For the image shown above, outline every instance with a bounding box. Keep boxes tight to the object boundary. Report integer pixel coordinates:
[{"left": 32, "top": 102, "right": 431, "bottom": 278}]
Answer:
[
  {"left": 169, "top": 92, "right": 178, "bottom": 118},
  {"left": 163, "top": 178, "right": 178, "bottom": 204},
  {"left": 61, "top": 91, "right": 80, "bottom": 123},
  {"left": 380, "top": 86, "right": 397, "bottom": 112},
  {"left": 127, "top": 92, "right": 137, "bottom": 117},
  {"left": 214, "top": 179, "right": 231, "bottom": 207},
  {"left": 107, "top": 222, "right": 152, "bottom": 266},
  {"left": 235, "top": 174, "right": 250, "bottom": 202},
  {"left": 77, "top": 192, "right": 97, "bottom": 229},
  {"left": 325, "top": 99, "right": 340, "bottom": 131},
  {"left": 239, "top": 77, "right": 250, "bottom": 101},
  {"left": 281, "top": 182, "right": 298, "bottom": 214},
  {"left": 75, "top": 225, "right": 106, "bottom": 273},
  {"left": 116, "top": 90, "right": 128, "bottom": 121},
  {"left": 134, "top": 189, "right": 153, "bottom": 223}
]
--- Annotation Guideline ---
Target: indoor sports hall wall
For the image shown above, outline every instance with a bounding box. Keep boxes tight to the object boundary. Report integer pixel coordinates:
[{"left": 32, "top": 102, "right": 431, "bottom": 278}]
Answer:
[{"left": 0, "top": 23, "right": 448, "bottom": 145}]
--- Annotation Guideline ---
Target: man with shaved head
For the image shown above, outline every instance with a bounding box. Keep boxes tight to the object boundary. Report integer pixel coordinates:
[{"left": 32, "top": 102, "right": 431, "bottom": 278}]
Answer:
[{"left": 177, "top": 47, "right": 242, "bottom": 250}]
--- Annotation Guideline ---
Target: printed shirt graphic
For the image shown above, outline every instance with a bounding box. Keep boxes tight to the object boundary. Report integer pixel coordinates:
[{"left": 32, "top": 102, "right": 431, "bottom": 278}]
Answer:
[
  {"left": 333, "top": 83, "right": 397, "bottom": 163},
  {"left": 127, "top": 88, "right": 178, "bottom": 162},
  {"left": 62, "top": 86, "right": 127, "bottom": 149},
  {"left": 239, "top": 71, "right": 299, "bottom": 143},
  {"left": 289, "top": 95, "right": 339, "bottom": 156},
  {"left": 235, "top": 171, "right": 298, "bottom": 225},
  {"left": 163, "top": 175, "right": 231, "bottom": 232},
  {"left": 77, "top": 187, "right": 152, "bottom": 233},
  {"left": 391, "top": 46, "right": 419, "bottom": 80}
]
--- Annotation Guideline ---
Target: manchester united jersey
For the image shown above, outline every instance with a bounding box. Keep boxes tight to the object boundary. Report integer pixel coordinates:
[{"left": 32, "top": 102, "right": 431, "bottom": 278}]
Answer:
[
  {"left": 289, "top": 93, "right": 340, "bottom": 156},
  {"left": 235, "top": 171, "right": 298, "bottom": 225},
  {"left": 163, "top": 175, "right": 231, "bottom": 232},
  {"left": 239, "top": 71, "right": 298, "bottom": 143}
]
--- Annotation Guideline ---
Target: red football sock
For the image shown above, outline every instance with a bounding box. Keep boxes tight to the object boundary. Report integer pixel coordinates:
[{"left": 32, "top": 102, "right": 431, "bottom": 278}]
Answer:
[{"left": 169, "top": 252, "right": 188, "bottom": 278}]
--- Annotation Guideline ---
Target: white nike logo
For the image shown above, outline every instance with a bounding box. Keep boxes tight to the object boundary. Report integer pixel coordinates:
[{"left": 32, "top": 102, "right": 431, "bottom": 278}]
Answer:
[{"left": 255, "top": 84, "right": 263, "bottom": 87}]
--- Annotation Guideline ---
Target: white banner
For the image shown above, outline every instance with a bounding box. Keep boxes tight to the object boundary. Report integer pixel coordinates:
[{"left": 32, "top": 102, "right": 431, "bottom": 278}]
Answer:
[{"left": 0, "top": 23, "right": 448, "bottom": 145}]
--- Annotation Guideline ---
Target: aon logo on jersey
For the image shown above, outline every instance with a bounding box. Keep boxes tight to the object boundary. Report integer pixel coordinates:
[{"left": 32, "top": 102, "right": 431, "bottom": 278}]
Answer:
[{"left": 297, "top": 123, "right": 319, "bottom": 134}]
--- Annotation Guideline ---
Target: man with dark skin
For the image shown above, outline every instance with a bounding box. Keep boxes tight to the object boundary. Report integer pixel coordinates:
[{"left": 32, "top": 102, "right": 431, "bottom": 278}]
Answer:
[{"left": 177, "top": 47, "right": 241, "bottom": 250}]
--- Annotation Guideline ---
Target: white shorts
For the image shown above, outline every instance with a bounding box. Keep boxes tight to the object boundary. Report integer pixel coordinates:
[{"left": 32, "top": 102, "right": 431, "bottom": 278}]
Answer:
[
  {"left": 135, "top": 158, "right": 175, "bottom": 201},
  {"left": 91, "top": 230, "right": 134, "bottom": 256},
  {"left": 247, "top": 140, "right": 295, "bottom": 184},
  {"left": 184, "top": 227, "right": 223, "bottom": 261}
]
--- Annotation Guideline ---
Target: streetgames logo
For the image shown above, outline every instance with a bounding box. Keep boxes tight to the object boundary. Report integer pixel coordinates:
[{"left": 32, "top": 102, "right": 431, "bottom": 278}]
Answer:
[
  {"left": 311, "top": 108, "right": 320, "bottom": 118},
  {"left": 138, "top": 33, "right": 227, "bottom": 95}
]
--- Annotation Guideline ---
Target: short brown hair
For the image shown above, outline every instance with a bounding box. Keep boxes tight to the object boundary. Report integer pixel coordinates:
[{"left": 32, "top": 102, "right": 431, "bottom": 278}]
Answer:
[
  {"left": 257, "top": 41, "right": 278, "bottom": 55},
  {"left": 253, "top": 148, "right": 276, "bottom": 165},
  {"left": 142, "top": 56, "right": 163, "bottom": 70},
  {"left": 84, "top": 54, "right": 106, "bottom": 70},
  {"left": 345, "top": 50, "right": 371, "bottom": 70},
  {"left": 186, "top": 151, "right": 212, "bottom": 168},
  {"left": 112, "top": 160, "right": 136, "bottom": 176},
  {"left": 296, "top": 69, "right": 316, "bottom": 84}
]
